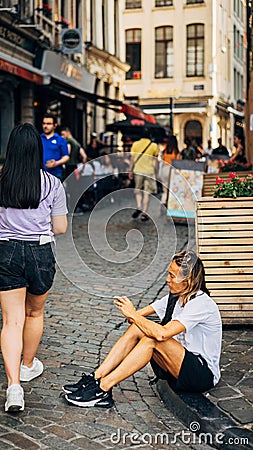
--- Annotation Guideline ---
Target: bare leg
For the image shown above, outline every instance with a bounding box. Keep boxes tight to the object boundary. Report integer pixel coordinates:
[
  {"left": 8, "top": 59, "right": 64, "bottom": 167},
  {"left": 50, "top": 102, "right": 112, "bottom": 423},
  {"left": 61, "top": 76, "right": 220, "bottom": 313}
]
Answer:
[
  {"left": 100, "top": 336, "right": 185, "bottom": 392},
  {"left": 135, "top": 191, "right": 143, "bottom": 210},
  {"left": 0, "top": 288, "right": 26, "bottom": 386},
  {"left": 95, "top": 324, "right": 145, "bottom": 379},
  {"left": 22, "top": 291, "right": 48, "bottom": 367},
  {"left": 142, "top": 192, "right": 150, "bottom": 214}
]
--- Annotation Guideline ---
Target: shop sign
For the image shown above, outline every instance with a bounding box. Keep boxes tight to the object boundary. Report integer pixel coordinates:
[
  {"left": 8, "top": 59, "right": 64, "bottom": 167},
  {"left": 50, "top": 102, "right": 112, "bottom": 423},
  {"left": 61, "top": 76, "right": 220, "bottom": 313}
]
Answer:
[
  {"left": 61, "top": 28, "right": 83, "bottom": 54},
  {"left": 42, "top": 50, "right": 95, "bottom": 93},
  {"left": 0, "top": 58, "right": 43, "bottom": 84}
]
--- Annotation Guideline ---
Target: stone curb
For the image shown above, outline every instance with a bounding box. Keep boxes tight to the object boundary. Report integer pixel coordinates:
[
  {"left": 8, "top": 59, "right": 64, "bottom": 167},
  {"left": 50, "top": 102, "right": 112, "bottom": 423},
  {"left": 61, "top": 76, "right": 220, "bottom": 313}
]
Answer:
[{"left": 156, "top": 380, "right": 253, "bottom": 449}]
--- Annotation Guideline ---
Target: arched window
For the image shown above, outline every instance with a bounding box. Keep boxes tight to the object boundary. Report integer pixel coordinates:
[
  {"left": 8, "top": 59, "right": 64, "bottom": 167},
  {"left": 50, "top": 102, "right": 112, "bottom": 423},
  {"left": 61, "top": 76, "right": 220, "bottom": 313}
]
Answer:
[
  {"left": 125, "top": 29, "right": 142, "bottom": 80},
  {"left": 184, "top": 120, "right": 202, "bottom": 146},
  {"left": 186, "top": 23, "right": 204, "bottom": 77},
  {"left": 155, "top": 26, "right": 173, "bottom": 78}
]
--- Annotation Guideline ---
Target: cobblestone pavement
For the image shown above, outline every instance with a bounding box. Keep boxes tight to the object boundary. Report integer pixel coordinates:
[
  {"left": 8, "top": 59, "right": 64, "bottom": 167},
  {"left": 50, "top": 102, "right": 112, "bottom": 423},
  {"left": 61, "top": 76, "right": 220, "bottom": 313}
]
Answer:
[{"left": 0, "top": 195, "right": 227, "bottom": 449}]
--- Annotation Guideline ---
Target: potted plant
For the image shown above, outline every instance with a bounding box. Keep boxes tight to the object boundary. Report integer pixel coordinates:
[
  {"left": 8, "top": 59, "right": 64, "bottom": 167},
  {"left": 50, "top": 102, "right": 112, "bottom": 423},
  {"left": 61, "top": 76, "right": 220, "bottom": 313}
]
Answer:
[{"left": 195, "top": 172, "right": 253, "bottom": 324}]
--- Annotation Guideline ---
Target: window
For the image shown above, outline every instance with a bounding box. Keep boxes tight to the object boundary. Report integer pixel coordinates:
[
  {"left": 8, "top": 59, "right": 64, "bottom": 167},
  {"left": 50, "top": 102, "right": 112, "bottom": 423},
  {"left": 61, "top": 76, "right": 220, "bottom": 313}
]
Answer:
[
  {"left": 186, "top": 0, "right": 204, "bottom": 4},
  {"left": 125, "top": 29, "right": 142, "bottom": 79},
  {"left": 155, "top": 0, "right": 173, "bottom": 6},
  {"left": 155, "top": 26, "right": 173, "bottom": 78},
  {"left": 125, "top": 0, "right": 141, "bottom": 8},
  {"left": 186, "top": 23, "right": 204, "bottom": 77}
]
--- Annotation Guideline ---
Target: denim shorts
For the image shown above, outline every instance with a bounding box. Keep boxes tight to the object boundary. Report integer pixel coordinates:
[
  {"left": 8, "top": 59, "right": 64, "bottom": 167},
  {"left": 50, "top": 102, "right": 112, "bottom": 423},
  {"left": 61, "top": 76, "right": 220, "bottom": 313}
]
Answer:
[{"left": 0, "top": 239, "right": 56, "bottom": 295}]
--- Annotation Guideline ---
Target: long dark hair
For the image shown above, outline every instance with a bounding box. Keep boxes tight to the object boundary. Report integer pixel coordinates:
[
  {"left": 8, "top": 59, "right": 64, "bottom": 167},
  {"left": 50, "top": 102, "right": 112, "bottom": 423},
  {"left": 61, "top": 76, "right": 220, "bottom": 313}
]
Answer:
[
  {"left": 164, "top": 135, "right": 179, "bottom": 155},
  {"left": 172, "top": 250, "right": 210, "bottom": 304},
  {"left": 0, "top": 123, "right": 47, "bottom": 209}
]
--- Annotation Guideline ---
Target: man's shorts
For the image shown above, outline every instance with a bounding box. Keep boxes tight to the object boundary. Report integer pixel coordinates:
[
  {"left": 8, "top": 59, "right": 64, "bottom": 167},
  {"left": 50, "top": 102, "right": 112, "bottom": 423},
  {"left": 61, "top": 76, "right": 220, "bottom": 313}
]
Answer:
[
  {"left": 151, "top": 349, "right": 214, "bottom": 393},
  {"left": 134, "top": 173, "right": 157, "bottom": 194},
  {"left": 0, "top": 240, "right": 56, "bottom": 295}
]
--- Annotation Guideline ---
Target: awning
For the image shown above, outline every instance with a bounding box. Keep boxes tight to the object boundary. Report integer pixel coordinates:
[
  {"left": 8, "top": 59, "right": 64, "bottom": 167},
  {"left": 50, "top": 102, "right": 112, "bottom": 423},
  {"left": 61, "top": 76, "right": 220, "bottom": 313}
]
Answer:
[
  {"left": 227, "top": 106, "right": 244, "bottom": 117},
  {"left": 141, "top": 102, "right": 208, "bottom": 115},
  {"left": 106, "top": 117, "right": 169, "bottom": 142},
  {"left": 0, "top": 52, "right": 49, "bottom": 85}
]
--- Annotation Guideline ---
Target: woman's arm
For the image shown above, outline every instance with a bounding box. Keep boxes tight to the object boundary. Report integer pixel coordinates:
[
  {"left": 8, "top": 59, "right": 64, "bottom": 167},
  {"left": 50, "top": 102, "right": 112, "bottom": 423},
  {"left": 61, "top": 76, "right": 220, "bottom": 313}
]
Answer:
[
  {"left": 114, "top": 296, "right": 185, "bottom": 341},
  {"left": 51, "top": 215, "right": 67, "bottom": 235},
  {"left": 136, "top": 304, "right": 156, "bottom": 316}
]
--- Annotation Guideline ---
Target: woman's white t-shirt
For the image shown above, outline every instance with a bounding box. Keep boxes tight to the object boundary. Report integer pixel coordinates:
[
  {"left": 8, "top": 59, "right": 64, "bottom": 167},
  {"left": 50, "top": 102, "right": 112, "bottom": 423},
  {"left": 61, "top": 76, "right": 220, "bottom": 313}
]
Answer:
[{"left": 151, "top": 291, "right": 222, "bottom": 385}]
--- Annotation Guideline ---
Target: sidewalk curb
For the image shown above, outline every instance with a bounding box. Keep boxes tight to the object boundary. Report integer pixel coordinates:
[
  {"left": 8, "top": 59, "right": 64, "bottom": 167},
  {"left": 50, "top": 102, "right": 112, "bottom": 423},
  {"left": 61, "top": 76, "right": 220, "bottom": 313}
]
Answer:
[{"left": 156, "top": 380, "right": 253, "bottom": 449}]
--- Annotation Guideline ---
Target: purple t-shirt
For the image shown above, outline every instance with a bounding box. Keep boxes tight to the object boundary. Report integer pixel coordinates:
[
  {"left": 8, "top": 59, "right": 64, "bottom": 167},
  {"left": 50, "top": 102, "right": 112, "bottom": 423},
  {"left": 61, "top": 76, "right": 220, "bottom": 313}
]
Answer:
[{"left": 0, "top": 171, "right": 68, "bottom": 240}]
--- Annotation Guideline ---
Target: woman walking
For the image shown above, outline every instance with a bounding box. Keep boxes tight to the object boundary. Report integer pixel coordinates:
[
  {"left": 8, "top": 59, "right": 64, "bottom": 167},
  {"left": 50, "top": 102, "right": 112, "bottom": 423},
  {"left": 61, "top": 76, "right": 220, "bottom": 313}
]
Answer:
[{"left": 0, "top": 123, "right": 68, "bottom": 412}]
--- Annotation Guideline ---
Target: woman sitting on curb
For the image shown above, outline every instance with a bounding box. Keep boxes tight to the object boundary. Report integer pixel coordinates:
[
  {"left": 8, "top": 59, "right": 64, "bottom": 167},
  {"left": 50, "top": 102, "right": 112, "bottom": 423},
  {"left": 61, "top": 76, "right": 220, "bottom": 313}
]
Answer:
[{"left": 63, "top": 250, "right": 222, "bottom": 408}]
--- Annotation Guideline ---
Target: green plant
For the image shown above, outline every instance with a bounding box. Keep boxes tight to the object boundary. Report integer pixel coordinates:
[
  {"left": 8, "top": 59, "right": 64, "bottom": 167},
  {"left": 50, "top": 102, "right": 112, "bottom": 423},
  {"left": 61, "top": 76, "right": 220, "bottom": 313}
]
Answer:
[{"left": 213, "top": 172, "right": 253, "bottom": 198}]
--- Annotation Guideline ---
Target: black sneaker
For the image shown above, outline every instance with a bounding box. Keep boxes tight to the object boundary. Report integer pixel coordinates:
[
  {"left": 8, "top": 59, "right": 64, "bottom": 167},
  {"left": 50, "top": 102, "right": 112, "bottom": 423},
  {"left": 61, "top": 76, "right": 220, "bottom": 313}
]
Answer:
[
  {"left": 65, "top": 380, "right": 114, "bottom": 408},
  {"left": 132, "top": 209, "right": 141, "bottom": 219},
  {"left": 62, "top": 372, "right": 95, "bottom": 394}
]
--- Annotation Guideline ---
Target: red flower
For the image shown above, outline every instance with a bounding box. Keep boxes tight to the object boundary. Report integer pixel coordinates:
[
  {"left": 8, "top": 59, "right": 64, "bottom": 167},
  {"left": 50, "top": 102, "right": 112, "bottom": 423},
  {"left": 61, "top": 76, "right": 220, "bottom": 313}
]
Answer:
[
  {"left": 216, "top": 177, "right": 224, "bottom": 185},
  {"left": 229, "top": 172, "right": 236, "bottom": 179}
]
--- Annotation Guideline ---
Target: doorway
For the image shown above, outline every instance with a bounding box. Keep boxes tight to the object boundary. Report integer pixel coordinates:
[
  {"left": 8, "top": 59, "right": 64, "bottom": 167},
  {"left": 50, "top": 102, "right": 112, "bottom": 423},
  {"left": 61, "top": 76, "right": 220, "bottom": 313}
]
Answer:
[{"left": 184, "top": 120, "right": 202, "bottom": 146}]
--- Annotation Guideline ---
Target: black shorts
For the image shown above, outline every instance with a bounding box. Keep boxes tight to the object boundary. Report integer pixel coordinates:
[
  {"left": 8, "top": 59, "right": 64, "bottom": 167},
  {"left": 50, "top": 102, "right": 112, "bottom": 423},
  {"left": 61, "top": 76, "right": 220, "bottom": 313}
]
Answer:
[
  {"left": 0, "top": 240, "right": 56, "bottom": 295},
  {"left": 151, "top": 349, "right": 214, "bottom": 393}
]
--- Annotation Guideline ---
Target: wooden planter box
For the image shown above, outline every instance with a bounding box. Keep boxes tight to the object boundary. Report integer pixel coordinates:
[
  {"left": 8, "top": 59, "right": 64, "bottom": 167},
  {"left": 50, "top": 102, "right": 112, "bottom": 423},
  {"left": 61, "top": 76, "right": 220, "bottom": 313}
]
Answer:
[
  {"left": 202, "top": 172, "right": 253, "bottom": 196},
  {"left": 195, "top": 197, "right": 253, "bottom": 324}
]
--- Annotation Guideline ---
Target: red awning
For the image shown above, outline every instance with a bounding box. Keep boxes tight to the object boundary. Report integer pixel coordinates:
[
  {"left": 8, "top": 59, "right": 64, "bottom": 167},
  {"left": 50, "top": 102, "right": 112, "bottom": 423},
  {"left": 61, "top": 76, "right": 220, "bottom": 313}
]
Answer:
[
  {"left": 0, "top": 57, "right": 44, "bottom": 85},
  {"left": 121, "top": 104, "right": 157, "bottom": 124}
]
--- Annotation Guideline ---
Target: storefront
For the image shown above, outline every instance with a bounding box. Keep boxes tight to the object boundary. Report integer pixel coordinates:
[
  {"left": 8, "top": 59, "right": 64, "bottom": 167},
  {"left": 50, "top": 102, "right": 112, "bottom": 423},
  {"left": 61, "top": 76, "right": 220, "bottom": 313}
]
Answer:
[
  {"left": 0, "top": 53, "right": 47, "bottom": 155},
  {"left": 34, "top": 50, "right": 96, "bottom": 145}
]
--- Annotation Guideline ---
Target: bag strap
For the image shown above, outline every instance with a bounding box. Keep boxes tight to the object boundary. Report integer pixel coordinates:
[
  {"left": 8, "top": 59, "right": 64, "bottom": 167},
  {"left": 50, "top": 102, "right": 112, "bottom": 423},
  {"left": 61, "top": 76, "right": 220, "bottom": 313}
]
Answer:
[{"left": 133, "top": 140, "right": 152, "bottom": 168}]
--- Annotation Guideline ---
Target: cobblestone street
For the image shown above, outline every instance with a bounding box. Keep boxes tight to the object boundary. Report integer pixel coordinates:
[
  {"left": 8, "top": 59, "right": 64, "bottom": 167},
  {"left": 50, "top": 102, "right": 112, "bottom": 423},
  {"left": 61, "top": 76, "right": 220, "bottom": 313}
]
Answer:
[{"left": 0, "top": 196, "right": 206, "bottom": 449}]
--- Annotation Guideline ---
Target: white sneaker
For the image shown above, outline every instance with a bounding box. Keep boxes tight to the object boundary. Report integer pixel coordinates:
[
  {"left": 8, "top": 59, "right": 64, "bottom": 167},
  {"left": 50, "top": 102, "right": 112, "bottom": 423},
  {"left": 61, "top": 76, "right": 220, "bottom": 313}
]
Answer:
[
  {"left": 20, "top": 357, "right": 43, "bottom": 382},
  {"left": 5, "top": 384, "right": 24, "bottom": 412}
]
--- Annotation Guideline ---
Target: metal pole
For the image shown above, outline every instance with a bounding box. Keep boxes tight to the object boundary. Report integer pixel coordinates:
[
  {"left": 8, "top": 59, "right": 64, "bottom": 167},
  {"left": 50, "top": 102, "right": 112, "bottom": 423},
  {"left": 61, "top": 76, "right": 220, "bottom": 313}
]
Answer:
[{"left": 169, "top": 97, "right": 174, "bottom": 134}]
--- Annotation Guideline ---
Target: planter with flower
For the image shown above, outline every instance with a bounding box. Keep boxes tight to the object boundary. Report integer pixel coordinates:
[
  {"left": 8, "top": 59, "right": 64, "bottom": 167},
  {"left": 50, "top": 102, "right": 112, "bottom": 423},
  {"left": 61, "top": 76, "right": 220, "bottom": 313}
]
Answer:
[
  {"left": 218, "top": 158, "right": 252, "bottom": 173},
  {"left": 195, "top": 172, "right": 253, "bottom": 324}
]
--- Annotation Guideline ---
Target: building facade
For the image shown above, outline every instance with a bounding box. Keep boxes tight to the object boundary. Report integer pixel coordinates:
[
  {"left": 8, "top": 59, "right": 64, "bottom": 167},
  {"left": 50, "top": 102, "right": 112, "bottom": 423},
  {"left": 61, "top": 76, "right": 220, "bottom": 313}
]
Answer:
[
  {"left": 121, "top": 0, "right": 246, "bottom": 151},
  {"left": 0, "top": 0, "right": 128, "bottom": 154}
]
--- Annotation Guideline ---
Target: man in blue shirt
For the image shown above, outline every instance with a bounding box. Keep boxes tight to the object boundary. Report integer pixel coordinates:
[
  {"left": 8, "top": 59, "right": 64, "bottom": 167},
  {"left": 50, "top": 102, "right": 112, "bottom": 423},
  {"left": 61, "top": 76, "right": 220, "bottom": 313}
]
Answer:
[{"left": 41, "top": 114, "right": 69, "bottom": 180}]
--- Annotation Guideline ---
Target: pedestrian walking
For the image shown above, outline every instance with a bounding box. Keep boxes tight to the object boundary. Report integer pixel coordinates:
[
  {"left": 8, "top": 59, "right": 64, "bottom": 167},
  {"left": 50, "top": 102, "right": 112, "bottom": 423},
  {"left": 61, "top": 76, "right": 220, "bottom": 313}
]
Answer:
[
  {"left": 63, "top": 250, "right": 222, "bottom": 408},
  {"left": 180, "top": 138, "right": 197, "bottom": 161},
  {"left": 41, "top": 114, "right": 69, "bottom": 180},
  {"left": 60, "top": 127, "right": 87, "bottom": 179},
  {"left": 0, "top": 123, "right": 68, "bottom": 413},
  {"left": 212, "top": 138, "right": 229, "bottom": 158},
  {"left": 130, "top": 130, "right": 159, "bottom": 222}
]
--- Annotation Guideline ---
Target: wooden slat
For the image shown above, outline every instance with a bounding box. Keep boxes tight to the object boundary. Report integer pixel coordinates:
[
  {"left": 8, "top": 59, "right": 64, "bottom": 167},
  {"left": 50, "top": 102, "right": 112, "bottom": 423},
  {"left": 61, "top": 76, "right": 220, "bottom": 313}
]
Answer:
[
  {"left": 206, "top": 275, "right": 253, "bottom": 282},
  {"left": 198, "top": 201, "right": 253, "bottom": 209},
  {"left": 203, "top": 260, "right": 253, "bottom": 267},
  {"left": 199, "top": 245, "right": 253, "bottom": 252},
  {"left": 199, "top": 238, "right": 253, "bottom": 245},
  {"left": 198, "top": 195, "right": 253, "bottom": 202},
  {"left": 200, "top": 253, "right": 253, "bottom": 260},
  {"left": 209, "top": 289, "right": 253, "bottom": 296},
  {"left": 216, "top": 304, "right": 253, "bottom": 311},
  {"left": 205, "top": 267, "right": 253, "bottom": 274},
  {"left": 209, "top": 282, "right": 253, "bottom": 288},
  {"left": 221, "top": 318, "right": 253, "bottom": 324},
  {"left": 213, "top": 297, "right": 253, "bottom": 303},
  {"left": 199, "top": 231, "right": 253, "bottom": 238},
  {"left": 198, "top": 209, "right": 253, "bottom": 216},
  {"left": 220, "top": 311, "right": 253, "bottom": 318},
  {"left": 197, "top": 216, "right": 253, "bottom": 223},
  {"left": 198, "top": 224, "right": 253, "bottom": 231}
]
